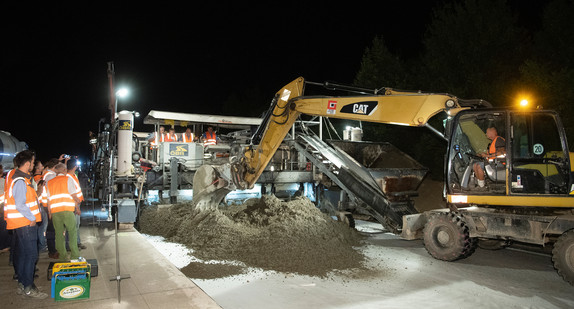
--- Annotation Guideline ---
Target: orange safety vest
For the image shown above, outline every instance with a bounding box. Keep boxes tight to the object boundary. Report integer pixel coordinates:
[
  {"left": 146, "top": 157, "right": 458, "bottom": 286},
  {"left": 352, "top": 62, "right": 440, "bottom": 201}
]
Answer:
[
  {"left": 42, "top": 169, "right": 56, "bottom": 182},
  {"left": 4, "top": 169, "right": 15, "bottom": 190},
  {"left": 0, "top": 169, "right": 15, "bottom": 207},
  {"left": 165, "top": 133, "right": 178, "bottom": 142},
  {"left": 182, "top": 133, "right": 194, "bottom": 143},
  {"left": 33, "top": 174, "right": 42, "bottom": 184},
  {"left": 4, "top": 176, "right": 41, "bottom": 229},
  {"left": 67, "top": 172, "right": 84, "bottom": 202},
  {"left": 487, "top": 136, "right": 505, "bottom": 160},
  {"left": 150, "top": 132, "right": 166, "bottom": 147},
  {"left": 45, "top": 175, "right": 77, "bottom": 213},
  {"left": 203, "top": 131, "right": 217, "bottom": 146},
  {"left": 39, "top": 170, "right": 56, "bottom": 205}
]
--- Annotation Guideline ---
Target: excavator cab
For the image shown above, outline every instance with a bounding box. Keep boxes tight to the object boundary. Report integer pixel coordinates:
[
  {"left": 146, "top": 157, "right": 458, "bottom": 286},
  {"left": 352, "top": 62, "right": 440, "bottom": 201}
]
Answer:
[
  {"left": 446, "top": 108, "right": 573, "bottom": 198},
  {"left": 448, "top": 111, "right": 507, "bottom": 192}
]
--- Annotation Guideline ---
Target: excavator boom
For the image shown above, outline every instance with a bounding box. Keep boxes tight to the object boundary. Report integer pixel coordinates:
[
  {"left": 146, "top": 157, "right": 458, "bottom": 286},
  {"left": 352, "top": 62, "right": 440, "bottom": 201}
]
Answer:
[{"left": 192, "top": 76, "right": 466, "bottom": 211}]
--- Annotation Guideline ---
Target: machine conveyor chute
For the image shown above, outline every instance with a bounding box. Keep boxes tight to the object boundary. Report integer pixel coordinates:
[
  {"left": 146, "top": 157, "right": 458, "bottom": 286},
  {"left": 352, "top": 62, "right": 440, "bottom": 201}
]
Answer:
[{"left": 292, "top": 135, "right": 427, "bottom": 232}]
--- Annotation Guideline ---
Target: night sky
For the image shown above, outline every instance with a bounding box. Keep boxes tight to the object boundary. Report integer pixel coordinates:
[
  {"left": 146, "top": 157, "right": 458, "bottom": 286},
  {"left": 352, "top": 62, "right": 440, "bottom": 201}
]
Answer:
[{"left": 1, "top": 1, "right": 544, "bottom": 163}]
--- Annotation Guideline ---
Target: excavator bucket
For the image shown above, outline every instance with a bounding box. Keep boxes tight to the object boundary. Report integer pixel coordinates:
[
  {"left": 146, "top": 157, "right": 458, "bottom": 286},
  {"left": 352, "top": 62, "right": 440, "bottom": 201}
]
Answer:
[{"left": 192, "top": 164, "right": 231, "bottom": 210}]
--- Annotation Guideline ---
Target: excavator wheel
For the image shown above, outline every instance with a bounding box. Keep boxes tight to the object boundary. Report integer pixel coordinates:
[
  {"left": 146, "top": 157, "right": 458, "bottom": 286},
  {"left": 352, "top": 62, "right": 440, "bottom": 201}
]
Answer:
[
  {"left": 423, "top": 212, "right": 476, "bottom": 261},
  {"left": 552, "top": 229, "right": 574, "bottom": 286}
]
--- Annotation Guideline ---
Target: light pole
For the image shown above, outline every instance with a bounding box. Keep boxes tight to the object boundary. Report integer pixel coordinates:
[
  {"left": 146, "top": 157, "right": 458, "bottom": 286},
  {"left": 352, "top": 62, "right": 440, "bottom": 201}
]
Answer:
[{"left": 107, "top": 61, "right": 129, "bottom": 123}]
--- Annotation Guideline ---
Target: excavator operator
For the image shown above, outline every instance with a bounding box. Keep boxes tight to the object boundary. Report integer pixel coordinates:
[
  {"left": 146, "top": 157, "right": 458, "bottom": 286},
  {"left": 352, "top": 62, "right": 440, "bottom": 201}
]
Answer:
[{"left": 472, "top": 126, "right": 506, "bottom": 190}]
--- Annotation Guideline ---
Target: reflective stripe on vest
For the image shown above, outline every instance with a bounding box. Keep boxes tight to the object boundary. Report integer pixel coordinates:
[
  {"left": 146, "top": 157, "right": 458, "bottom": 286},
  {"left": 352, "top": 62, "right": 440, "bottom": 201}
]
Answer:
[
  {"left": 4, "top": 176, "right": 41, "bottom": 229},
  {"left": 41, "top": 186, "right": 48, "bottom": 205},
  {"left": 165, "top": 133, "right": 177, "bottom": 142},
  {"left": 203, "top": 132, "right": 217, "bottom": 146},
  {"left": 4, "top": 169, "right": 15, "bottom": 191},
  {"left": 182, "top": 133, "right": 194, "bottom": 143},
  {"left": 40, "top": 170, "right": 56, "bottom": 205},
  {"left": 42, "top": 170, "right": 56, "bottom": 185},
  {"left": 67, "top": 173, "right": 84, "bottom": 202},
  {"left": 150, "top": 132, "right": 166, "bottom": 146},
  {"left": 46, "top": 175, "right": 76, "bottom": 213}
]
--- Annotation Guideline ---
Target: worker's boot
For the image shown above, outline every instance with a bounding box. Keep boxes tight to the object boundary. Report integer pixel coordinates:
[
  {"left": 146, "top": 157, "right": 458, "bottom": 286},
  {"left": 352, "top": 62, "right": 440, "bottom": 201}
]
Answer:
[{"left": 22, "top": 284, "right": 48, "bottom": 299}]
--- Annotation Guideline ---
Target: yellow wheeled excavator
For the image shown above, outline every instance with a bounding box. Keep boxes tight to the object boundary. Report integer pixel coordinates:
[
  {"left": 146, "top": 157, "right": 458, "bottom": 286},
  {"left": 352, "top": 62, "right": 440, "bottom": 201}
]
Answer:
[{"left": 192, "top": 76, "right": 574, "bottom": 285}]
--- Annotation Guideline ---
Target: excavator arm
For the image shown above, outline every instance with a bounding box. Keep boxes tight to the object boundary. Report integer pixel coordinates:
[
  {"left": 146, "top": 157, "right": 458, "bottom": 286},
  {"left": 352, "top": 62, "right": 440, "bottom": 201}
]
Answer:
[
  {"left": 242, "top": 77, "right": 465, "bottom": 189},
  {"left": 192, "top": 76, "right": 467, "bottom": 209}
]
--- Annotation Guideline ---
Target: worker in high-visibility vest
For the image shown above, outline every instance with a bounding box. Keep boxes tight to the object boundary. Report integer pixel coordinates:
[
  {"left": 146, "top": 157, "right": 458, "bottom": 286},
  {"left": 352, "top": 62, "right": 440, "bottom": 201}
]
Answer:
[
  {"left": 181, "top": 127, "right": 195, "bottom": 143},
  {"left": 66, "top": 159, "right": 86, "bottom": 250},
  {"left": 4, "top": 149, "right": 47, "bottom": 299},
  {"left": 0, "top": 164, "right": 9, "bottom": 253},
  {"left": 38, "top": 157, "right": 62, "bottom": 259},
  {"left": 148, "top": 126, "right": 167, "bottom": 147},
  {"left": 44, "top": 163, "right": 81, "bottom": 263},
  {"left": 202, "top": 126, "right": 219, "bottom": 147},
  {"left": 32, "top": 160, "right": 44, "bottom": 187},
  {"left": 3, "top": 168, "right": 16, "bottom": 199},
  {"left": 165, "top": 127, "right": 178, "bottom": 142},
  {"left": 472, "top": 126, "right": 506, "bottom": 190}
]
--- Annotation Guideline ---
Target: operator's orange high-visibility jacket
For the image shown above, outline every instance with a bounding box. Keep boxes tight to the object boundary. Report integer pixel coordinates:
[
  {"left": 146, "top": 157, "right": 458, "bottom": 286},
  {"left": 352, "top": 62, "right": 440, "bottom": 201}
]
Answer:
[
  {"left": 182, "top": 133, "right": 195, "bottom": 143},
  {"left": 487, "top": 136, "right": 505, "bottom": 160},
  {"left": 45, "top": 175, "right": 78, "bottom": 213},
  {"left": 4, "top": 176, "right": 41, "bottom": 229},
  {"left": 203, "top": 132, "right": 217, "bottom": 146},
  {"left": 67, "top": 172, "right": 84, "bottom": 202}
]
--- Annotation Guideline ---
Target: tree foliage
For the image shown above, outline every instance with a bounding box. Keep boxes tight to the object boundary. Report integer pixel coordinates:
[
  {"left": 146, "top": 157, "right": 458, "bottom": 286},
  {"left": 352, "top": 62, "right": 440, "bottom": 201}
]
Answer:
[
  {"left": 519, "top": 0, "right": 574, "bottom": 145},
  {"left": 353, "top": 35, "right": 446, "bottom": 178},
  {"left": 354, "top": 36, "right": 407, "bottom": 89},
  {"left": 419, "top": 0, "right": 527, "bottom": 105}
]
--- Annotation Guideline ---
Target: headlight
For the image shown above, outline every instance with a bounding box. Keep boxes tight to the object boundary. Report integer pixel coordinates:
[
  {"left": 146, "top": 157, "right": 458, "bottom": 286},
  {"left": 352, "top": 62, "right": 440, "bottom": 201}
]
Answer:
[{"left": 132, "top": 152, "right": 141, "bottom": 162}]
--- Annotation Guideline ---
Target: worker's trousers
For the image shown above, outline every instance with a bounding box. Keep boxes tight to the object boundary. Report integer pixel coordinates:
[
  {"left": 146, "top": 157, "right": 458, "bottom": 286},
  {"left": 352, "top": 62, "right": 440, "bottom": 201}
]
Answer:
[
  {"left": 52, "top": 211, "right": 79, "bottom": 261},
  {"left": 13, "top": 224, "right": 38, "bottom": 288}
]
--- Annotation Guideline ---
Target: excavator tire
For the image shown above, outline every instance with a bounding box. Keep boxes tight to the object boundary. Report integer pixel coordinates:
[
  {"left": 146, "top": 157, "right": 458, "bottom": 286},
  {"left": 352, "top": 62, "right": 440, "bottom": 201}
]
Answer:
[
  {"left": 423, "top": 212, "right": 476, "bottom": 261},
  {"left": 552, "top": 229, "right": 574, "bottom": 286}
]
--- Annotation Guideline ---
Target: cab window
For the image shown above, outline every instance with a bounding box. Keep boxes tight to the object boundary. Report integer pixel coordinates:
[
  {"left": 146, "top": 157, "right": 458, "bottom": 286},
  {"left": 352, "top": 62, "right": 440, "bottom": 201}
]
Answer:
[{"left": 511, "top": 112, "right": 570, "bottom": 194}]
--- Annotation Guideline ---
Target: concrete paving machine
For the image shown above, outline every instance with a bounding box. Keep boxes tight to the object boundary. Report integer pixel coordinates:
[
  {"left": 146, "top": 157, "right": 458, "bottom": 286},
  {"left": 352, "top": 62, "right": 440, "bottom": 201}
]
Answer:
[
  {"left": 192, "top": 76, "right": 574, "bottom": 285},
  {"left": 0, "top": 130, "right": 28, "bottom": 169}
]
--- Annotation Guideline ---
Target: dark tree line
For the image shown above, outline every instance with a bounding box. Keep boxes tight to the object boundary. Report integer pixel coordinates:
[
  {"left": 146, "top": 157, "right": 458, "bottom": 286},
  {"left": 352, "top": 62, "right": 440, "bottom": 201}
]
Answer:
[{"left": 354, "top": 0, "right": 574, "bottom": 179}]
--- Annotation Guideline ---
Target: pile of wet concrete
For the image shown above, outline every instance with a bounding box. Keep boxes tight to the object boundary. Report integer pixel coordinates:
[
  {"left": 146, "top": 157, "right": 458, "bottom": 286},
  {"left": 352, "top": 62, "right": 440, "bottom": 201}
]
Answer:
[{"left": 138, "top": 195, "right": 367, "bottom": 278}]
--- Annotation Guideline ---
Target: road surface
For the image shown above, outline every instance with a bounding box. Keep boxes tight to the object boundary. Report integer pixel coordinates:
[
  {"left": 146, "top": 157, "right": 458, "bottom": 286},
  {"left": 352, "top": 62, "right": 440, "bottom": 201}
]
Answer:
[{"left": 147, "top": 220, "right": 574, "bottom": 309}]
